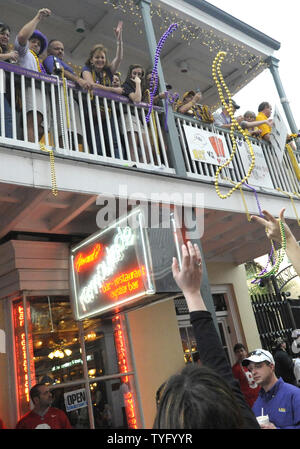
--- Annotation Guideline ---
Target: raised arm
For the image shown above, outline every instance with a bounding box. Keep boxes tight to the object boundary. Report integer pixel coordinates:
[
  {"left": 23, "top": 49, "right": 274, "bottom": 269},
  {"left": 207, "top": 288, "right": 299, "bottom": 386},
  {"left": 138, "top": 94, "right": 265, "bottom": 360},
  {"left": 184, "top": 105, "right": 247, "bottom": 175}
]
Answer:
[
  {"left": 172, "top": 241, "right": 259, "bottom": 428},
  {"left": 17, "top": 8, "right": 51, "bottom": 46},
  {"left": 110, "top": 21, "right": 123, "bottom": 74},
  {"left": 251, "top": 208, "right": 300, "bottom": 276}
]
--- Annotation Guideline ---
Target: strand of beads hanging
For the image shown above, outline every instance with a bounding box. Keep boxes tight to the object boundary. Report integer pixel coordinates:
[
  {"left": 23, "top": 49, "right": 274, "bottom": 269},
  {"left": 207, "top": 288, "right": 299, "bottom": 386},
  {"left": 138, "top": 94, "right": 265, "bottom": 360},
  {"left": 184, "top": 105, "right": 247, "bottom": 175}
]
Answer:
[
  {"left": 146, "top": 23, "right": 178, "bottom": 123},
  {"left": 253, "top": 220, "right": 286, "bottom": 283},
  {"left": 164, "top": 91, "right": 179, "bottom": 131},
  {"left": 29, "top": 50, "right": 47, "bottom": 74},
  {"left": 212, "top": 51, "right": 256, "bottom": 199},
  {"left": 39, "top": 143, "right": 58, "bottom": 196}
]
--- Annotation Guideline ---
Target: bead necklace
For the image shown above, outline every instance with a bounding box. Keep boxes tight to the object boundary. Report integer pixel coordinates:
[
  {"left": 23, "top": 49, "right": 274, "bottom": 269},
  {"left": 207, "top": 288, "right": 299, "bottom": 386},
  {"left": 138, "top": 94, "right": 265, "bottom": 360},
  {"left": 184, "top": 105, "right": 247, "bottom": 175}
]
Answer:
[
  {"left": 146, "top": 23, "right": 178, "bottom": 123},
  {"left": 212, "top": 51, "right": 256, "bottom": 199},
  {"left": 29, "top": 50, "right": 47, "bottom": 74},
  {"left": 252, "top": 220, "right": 286, "bottom": 282}
]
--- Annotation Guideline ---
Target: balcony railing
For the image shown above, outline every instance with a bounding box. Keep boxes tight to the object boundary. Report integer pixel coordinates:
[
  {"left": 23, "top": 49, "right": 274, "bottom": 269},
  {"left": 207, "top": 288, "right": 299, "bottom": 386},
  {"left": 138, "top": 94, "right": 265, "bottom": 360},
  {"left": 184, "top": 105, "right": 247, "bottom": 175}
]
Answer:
[
  {"left": 0, "top": 61, "right": 173, "bottom": 173},
  {"left": 1, "top": 61, "right": 299, "bottom": 199},
  {"left": 175, "top": 112, "right": 300, "bottom": 196}
]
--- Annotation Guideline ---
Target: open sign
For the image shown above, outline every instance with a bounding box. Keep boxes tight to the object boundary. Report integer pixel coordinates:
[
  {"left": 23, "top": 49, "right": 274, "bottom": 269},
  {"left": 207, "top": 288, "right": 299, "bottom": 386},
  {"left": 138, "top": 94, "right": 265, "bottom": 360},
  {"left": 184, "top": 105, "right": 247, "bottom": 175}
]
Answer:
[{"left": 64, "top": 388, "right": 87, "bottom": 412}]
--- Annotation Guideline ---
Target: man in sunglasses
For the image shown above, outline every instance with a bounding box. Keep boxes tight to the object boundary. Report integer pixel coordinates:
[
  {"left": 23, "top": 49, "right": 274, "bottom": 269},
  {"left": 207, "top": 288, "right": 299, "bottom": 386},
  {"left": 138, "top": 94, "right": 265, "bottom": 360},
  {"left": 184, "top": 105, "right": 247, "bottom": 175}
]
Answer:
[{"left": 243, "top": 349, "right": 300, "bottom": 429}]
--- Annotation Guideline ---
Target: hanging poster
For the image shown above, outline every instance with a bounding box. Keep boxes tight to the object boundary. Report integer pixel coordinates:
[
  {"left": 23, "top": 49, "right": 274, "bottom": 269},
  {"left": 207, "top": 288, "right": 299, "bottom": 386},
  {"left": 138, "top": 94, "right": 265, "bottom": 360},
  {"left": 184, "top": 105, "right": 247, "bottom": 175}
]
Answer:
[
  {"left": 183, "top": 125, "right": 233, "bottom": 167},
  {"left": 269, "top": 106, "right": 288, "bottom": 163},
  {"left": 237, "top": 139, "right": 274, "bottom": 189}
]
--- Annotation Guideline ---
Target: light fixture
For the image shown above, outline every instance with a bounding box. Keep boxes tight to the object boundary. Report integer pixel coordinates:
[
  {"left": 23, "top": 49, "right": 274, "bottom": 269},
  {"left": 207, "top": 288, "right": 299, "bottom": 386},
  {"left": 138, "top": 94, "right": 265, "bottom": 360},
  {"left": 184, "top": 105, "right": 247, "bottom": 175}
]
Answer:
[
  {"left": 48, "top": 347, "right": 72, "bottom": 359},
  {"left": 178, "top": 60, "right": 189, "bottom": 73},
  {"left": 75, "top": 19, "right": 86, "bottom": 33}
]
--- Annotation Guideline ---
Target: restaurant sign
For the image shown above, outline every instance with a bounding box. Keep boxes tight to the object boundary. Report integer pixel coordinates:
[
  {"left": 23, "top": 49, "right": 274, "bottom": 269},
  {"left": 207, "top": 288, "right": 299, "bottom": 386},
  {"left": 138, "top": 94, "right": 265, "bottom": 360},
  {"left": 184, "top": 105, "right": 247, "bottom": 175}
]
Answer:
[{"left": 70, "top": 209, "right": 155, "bottom": 320}]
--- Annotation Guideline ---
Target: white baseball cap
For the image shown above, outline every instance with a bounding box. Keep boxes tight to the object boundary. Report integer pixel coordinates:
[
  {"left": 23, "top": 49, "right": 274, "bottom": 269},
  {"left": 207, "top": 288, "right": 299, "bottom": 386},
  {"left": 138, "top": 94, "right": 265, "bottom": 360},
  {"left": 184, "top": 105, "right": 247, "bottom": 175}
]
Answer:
[{"left": 242, "top": 349, "right": 275, "bottom": 367}]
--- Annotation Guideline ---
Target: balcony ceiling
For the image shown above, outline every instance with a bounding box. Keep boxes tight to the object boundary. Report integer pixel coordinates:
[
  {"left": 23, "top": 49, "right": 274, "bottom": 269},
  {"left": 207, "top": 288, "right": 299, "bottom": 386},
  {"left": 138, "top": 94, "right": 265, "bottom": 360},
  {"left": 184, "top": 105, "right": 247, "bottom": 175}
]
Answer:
[
  {"left": 1, "top": 182, "right": 300, "bottom": 265},
  {"left": 4, "top": 0, "right": 277, "bottom": 108}
]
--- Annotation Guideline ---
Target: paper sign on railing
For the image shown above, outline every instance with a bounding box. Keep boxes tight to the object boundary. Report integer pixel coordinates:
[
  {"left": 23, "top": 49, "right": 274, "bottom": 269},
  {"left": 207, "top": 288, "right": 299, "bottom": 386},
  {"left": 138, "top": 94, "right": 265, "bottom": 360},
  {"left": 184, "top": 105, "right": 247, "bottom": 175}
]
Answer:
[
  {"left": 269, "top": 106, "right": 288, "bottom": 163},
  {"left": 183, "top": 125, "right": 233, "bottom": 167}
]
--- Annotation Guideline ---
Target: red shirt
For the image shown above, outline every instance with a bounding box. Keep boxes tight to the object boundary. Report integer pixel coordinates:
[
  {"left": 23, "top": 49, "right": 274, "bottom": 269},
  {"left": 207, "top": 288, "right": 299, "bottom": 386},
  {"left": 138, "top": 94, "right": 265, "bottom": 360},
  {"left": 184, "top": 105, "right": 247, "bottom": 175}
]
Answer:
[
  {"left": 16, "top": 407, "right": 72, "bottom": 429},
  {"left": 232, "top": 362, "right": 260, "bottom": 408}
]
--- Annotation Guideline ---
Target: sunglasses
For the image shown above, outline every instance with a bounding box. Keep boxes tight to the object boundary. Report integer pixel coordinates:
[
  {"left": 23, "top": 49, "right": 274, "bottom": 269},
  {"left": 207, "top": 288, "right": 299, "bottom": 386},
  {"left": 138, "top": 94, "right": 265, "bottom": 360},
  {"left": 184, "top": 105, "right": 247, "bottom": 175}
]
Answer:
[{"left": 249, "top": 350, "right": 273, "bottom": 363}]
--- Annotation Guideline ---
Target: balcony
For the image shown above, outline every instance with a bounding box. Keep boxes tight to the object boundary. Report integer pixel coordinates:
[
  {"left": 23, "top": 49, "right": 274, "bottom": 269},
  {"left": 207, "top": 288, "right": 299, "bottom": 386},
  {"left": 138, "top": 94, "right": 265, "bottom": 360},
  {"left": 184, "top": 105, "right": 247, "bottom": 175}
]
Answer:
[{"left": 1, "top": 0, "right": 300, "bottom": 265}]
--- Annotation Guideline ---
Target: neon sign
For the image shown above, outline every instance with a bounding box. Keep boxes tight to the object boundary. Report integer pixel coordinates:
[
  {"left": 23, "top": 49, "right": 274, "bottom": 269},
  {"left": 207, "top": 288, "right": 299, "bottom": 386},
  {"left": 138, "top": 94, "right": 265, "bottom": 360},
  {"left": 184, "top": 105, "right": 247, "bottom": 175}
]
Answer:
[
  {"left": 75, "top": 243, "right": 101, "bottom": 272},
  {"left": 78, "top": 227, "right": 135, "bottom": 312},
  {"left": 70, "top": 209, "right": 155, "bottom": 320},
  {"left": 13, "top": 301, "right": 35, "bottom": 418},
  {"left": 113, "top": 315, "right": 138, "bottom": 429}
]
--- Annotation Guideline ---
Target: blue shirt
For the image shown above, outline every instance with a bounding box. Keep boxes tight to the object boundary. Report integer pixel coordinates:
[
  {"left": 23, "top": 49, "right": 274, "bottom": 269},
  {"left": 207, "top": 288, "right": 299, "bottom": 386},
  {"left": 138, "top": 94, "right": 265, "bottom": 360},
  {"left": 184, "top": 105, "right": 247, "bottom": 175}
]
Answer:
[
  {"left": 252, "top": 377, "right": 300, "bottom": 429},
  {"left": 43, "top": 55, "right": 74, "bottom": 75}
]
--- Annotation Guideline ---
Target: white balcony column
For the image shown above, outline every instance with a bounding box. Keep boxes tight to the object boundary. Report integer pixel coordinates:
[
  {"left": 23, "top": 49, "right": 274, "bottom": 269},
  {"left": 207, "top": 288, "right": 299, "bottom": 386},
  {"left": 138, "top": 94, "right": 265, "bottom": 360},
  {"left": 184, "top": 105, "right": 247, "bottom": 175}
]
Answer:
[
  {"left": 267, "top": 56, "right": 299, "bottom": 148},
  {"left": 138, "top": 0, "right": 187, "bottom": 176}
]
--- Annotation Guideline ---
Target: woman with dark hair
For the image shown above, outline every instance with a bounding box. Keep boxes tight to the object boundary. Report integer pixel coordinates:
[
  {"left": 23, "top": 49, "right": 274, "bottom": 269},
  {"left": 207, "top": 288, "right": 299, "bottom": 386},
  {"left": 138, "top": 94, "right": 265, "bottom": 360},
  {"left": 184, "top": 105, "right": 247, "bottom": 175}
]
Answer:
[
  {"left": 122, "top": 64, "right": 150, "bottom": 164},
  {"left": 81, "top": 23, "right": 123, "bottom": 157},
  {"left": 0, "top": 22, "right": 18, "bottom": 138},
  {"left": 153, "top": 241, "right": 260, "bottom": 429}
]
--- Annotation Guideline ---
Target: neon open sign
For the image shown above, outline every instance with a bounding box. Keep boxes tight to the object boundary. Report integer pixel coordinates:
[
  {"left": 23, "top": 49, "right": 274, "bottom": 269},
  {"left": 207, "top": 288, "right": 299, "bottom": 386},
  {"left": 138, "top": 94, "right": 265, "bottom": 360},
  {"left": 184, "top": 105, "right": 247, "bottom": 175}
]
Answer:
[{"left": 70, "top": 209, "right": 155, "bottom": 320}]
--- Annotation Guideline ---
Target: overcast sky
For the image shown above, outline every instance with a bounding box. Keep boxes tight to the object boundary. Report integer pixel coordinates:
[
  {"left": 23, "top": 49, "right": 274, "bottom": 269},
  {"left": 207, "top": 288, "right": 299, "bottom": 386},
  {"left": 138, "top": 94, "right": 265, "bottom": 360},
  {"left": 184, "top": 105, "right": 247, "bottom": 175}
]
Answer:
[{"left": 207, "top": 0, "right": 299, "bottom": 131}]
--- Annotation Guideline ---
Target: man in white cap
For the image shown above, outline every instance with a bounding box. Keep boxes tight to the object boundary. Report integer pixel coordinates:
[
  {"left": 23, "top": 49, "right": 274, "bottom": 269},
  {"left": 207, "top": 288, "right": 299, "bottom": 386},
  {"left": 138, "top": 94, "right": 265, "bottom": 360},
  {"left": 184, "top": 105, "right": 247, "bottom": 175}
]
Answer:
[{"left": 242, "top": 349, "right": 300, "bottom": 429}]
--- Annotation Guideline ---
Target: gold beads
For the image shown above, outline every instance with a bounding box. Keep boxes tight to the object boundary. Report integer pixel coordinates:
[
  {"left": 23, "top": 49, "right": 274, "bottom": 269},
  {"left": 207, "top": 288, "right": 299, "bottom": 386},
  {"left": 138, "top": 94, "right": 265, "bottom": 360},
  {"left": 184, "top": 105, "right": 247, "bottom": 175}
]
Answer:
[{"left": 212, "top": 51, "right": 255, "bottom": 200}]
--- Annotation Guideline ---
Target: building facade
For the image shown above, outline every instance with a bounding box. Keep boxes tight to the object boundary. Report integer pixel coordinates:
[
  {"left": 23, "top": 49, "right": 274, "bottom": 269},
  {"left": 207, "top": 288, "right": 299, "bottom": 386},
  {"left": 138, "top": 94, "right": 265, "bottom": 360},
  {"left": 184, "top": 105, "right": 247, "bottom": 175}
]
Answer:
[{"left": 0, "top": 0, "right": 299, "bottom": 429}]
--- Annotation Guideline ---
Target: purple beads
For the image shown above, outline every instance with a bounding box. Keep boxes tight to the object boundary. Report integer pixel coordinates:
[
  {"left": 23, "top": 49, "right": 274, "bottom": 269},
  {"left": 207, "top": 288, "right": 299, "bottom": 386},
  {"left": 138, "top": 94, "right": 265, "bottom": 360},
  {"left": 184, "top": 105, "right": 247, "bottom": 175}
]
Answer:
[{"left": 146, "top": 23, "right": 178, "bottom": 123}]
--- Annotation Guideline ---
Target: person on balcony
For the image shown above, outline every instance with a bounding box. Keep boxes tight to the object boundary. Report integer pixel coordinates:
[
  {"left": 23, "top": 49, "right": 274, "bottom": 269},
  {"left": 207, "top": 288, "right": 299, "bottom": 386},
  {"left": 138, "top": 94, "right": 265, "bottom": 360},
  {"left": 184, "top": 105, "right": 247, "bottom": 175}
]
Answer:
[
  {"left": 43, "top": 39, "right": 92, "bottom": 150},
  {"left": 240, "top": 110, "right": 273, "bottom": 138},
  {"left": 14, "top": 8, "right": 51, "bottom": 143},
  {"left": 122, "top": 64, "right": 149, "bottom": 164},
  {"left": 256, "top": 102, "right": 273, "bottom": 142},
  {"left": 0, "top": 22, "right": 18, "bottom": 138},
  {"left": 175, "top": 90, "right": 214, "bottom": 124},
  {"left": 82, "top": 22, "right": 123, "bottom": 158},
  {"left": 213, "top": 98, "right": 243, "bottom": 129},
  {"left": 112, "top": 71, "right": 122, "bottom": 88}
]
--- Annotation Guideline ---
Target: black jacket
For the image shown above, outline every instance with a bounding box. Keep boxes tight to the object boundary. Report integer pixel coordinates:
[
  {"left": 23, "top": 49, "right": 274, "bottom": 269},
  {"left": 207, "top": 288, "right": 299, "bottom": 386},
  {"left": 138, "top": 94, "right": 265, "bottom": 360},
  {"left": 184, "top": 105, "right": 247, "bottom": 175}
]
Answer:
[
  {"left": 190, "top": 310, "right": 260, "bottom": 429},
  {"left": 274, "top": 348, "right": 296, "bottom": 385}
]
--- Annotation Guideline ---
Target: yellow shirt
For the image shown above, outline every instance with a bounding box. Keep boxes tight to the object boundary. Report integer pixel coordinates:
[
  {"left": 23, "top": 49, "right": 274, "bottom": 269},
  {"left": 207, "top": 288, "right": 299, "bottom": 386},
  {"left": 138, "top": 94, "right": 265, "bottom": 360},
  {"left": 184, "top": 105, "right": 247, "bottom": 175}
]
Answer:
[{"left": 256, "top": 112, "right": 271, "bottom": 137}]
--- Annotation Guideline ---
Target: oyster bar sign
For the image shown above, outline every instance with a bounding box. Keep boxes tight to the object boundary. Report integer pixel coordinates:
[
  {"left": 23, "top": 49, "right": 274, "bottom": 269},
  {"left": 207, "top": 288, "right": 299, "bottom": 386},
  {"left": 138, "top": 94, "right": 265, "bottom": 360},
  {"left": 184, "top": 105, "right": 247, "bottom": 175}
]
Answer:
[{"left": 70, "top": 210, "right": 155, "bottom": 320}]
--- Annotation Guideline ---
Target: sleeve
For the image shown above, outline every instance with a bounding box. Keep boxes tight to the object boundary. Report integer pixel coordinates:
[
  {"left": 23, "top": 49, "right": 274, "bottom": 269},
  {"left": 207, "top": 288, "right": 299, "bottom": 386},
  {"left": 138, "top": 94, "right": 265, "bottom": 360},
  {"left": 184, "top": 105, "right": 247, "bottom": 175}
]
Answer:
[
  {"left": 213, "top": 112, "right": 224, "bottom": 127},
  {"left": 122, "top": 81, "right": 135, "bottom": 99},
  {"left": 14, "top": 36, "right": 28, "bottom": 58},
  {"left": 43, "top": 55, "right": 55, "bottom": 74},
  {"left": 190, "top": 310, "right": 260, "bottom": 429}
]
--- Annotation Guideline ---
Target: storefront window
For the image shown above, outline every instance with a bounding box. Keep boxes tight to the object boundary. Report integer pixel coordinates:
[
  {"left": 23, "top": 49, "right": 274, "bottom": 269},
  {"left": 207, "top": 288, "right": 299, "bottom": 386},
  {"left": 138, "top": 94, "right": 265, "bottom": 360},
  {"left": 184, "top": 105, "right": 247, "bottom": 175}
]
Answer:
[
  {"left": 179, "top": 325, "right": 199, "bottom": 364},
  {"left": 28, "top": 296, "right": 83, "bottom": 385},
  {"left": 12, "top": 294, "right": 141, "bottom": 428},
  {"left": 90, "top": 375, "right": 138, "bottom": 429},
  {"left": 83, "top": 316, "right": 118, "bottom": 378}
]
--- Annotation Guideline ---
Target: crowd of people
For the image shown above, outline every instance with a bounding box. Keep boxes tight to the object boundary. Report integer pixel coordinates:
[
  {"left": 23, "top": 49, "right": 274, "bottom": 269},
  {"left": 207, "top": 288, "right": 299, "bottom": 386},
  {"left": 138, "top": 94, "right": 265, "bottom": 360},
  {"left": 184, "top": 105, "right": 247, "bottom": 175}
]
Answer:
[{"left": 0, "top": 7, "right": 276, "bottom": 164}]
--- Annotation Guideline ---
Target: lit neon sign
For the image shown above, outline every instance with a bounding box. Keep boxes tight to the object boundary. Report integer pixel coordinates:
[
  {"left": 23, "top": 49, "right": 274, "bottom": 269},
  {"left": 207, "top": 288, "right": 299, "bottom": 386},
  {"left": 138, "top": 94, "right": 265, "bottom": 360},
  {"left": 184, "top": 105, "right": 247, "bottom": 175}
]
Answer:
[
  {"left": 78, "top": 227, "right": 135, "bottom": 312},
  {"left": 13, "top": 301, "right": 35, "bottom": 418},
  {"left": 70, "top": 209, "right": 155, "bottom": 320},
  {"left": 113, "top": 315, "right": 138, "bottom": 429},
  {"left": 75, "top": 243, "right": 101, "bottom": 272}
]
